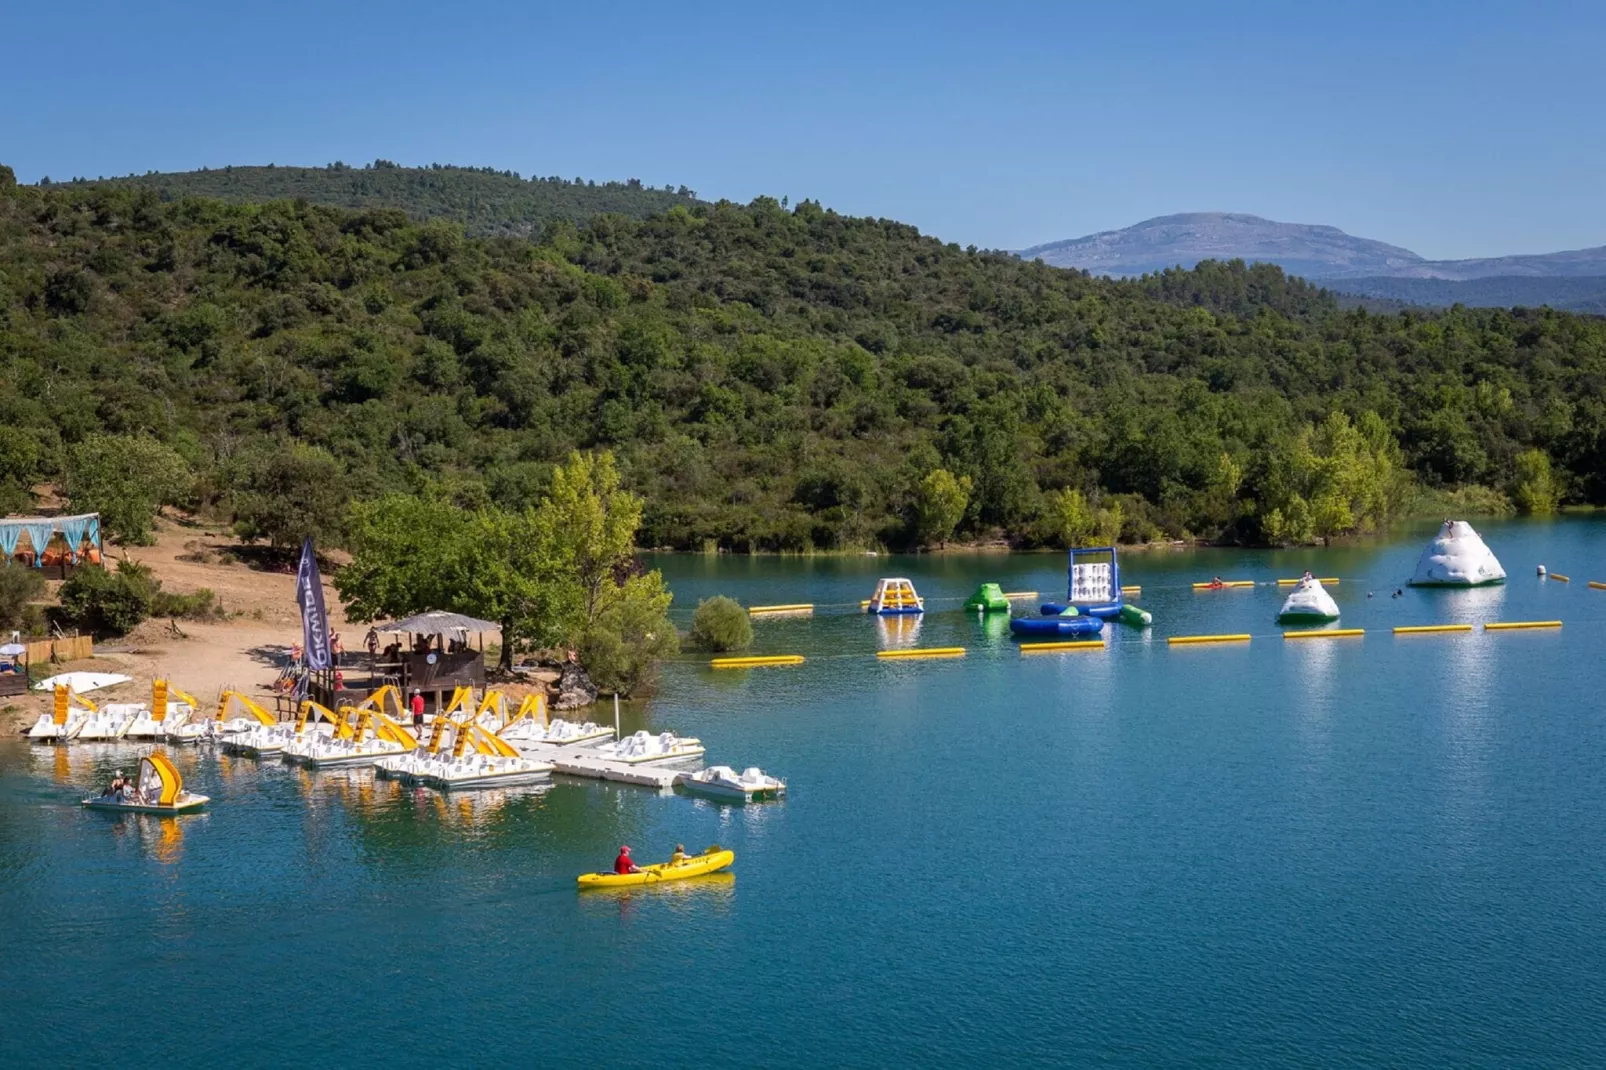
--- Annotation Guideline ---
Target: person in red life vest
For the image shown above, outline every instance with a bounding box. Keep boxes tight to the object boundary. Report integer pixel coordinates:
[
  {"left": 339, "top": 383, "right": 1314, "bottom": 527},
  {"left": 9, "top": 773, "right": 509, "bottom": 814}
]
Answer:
[
  {"left": 614, "top": 845, "right": 641, "bottom": 874},
  {"left": 410, "top": 690, "right": 426, "bottom": 734}
]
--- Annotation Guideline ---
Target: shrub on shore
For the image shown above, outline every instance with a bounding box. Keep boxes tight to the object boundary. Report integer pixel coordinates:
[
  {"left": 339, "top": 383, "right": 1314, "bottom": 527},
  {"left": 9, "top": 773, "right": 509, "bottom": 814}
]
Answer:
[
  {"left": 689, "top": 596, "right": 752, "bottom": 652},
  {"left": 0, "top": 564, "right": 47, "bottom": 632},
  {"left": 56, "top": 560, "right": 156, "bottom": 636},
  {"left": 55, "top": 561, "right": 225, "bottom": 637}
]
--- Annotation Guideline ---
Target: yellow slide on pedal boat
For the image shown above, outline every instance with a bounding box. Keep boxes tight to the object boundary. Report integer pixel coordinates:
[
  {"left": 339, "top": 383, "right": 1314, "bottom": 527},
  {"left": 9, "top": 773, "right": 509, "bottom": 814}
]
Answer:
[
  {"left": 82, "top": 754, "right": 209, "bottom": 815},
  {"left": 577, "top": 847, "right": 734, "bottom": 889}
]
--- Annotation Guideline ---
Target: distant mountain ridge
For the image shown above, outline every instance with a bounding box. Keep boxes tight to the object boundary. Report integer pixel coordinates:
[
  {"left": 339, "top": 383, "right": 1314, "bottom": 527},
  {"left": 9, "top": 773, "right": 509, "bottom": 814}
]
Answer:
[
  {"left": 1021, "top": 212, "right": 1425, "bottom": 280},
  {"left": 73, "top": 161, "right": 701, "bottom": 238},
  {"left": 1022, "top": 213, "right": 1606, "bottom": 309}
]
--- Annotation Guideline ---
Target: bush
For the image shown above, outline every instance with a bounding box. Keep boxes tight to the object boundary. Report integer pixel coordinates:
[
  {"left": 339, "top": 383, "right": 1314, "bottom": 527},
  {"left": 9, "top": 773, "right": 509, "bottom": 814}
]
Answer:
[
  {"left": 688, "top": 595, "right": 753, "bottom": 652},
  {"left": 151, "top": 587, "right": 226, "bottom": 620},
  {"left": 578, "top": 573, "right": 679, "bottom": 696},
  {"left": 0, "top": 564, "right": 47, "bottom": 631},
  {"left": 56, "top": 560, "right": 157, "bottom": 636}
]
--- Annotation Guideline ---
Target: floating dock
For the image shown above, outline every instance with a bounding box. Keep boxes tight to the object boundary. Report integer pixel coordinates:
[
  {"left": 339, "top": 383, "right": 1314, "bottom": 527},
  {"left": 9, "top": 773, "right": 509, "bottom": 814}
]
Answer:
[
  {"left": 1282, "top": 628, "right": 1364, "bottom": 640},
  {"left": 710, "top": 655, "right": 805, "bottom": 668},
  {"left": 547, "top": 747, "right": 695, "bottom": 789},
  {"left": 1019, "top": 640, "right": 1105, "bottom": 654}
]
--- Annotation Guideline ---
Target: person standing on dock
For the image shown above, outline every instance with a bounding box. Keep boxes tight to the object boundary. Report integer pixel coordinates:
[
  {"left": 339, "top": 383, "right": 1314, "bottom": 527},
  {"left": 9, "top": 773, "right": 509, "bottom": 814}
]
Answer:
[{"left": 410, "top": 690, "right": 425, "bottom": 734}]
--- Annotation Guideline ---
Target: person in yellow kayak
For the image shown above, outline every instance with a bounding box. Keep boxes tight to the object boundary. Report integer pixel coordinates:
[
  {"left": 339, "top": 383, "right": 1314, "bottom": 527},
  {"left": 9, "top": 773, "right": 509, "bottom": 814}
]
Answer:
[
  {"left": 614, "top": 845, "right": 641, "bottom": 875},
  {"left": 669, "top": 844, "right": 688, "bottom": 865}
]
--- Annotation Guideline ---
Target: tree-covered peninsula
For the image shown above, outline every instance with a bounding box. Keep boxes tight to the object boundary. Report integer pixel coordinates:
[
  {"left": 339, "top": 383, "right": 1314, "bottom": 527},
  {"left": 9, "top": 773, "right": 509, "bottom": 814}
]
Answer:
[{"left": 1, "top": 162, "right": 1601, "bottom": 553}]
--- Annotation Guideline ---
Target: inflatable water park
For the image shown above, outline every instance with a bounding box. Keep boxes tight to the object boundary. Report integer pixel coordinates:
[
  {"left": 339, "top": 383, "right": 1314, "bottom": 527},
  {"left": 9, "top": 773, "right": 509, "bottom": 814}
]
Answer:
[
  {"left": 1409, "top": 520, "right": 1506, "bottom": 586},
  {"left": 1277, "top": 575, "right": 1340, "bottom": 623},
  {"left": 726, "top": 519, "right": 1559, "bottom": 660},
  {"left": 1010, "top": 547, "right": 1153, "bottom": 639}
]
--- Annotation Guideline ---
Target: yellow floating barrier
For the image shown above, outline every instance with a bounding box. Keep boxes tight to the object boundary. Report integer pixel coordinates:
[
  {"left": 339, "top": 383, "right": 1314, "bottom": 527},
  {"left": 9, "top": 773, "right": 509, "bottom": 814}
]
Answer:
[
  {"left": 1192, "top": 581, "right": 1255, "bottom": 589},
  {"left": 876, "top": 647, "right": 966, "bottom": 660},
  {"left": 1548, "top": 573, "right": 1570, "bottom": 582},
  {"left": 710, "top": 655, "right": 806, "bottom": 669},
  {"left": 1484, "top": 621, "right": 1562, "bottom": 631},
  {"left": 1167, "top": 634, "right": 1252, "bottom": 645},
  {"left": 1393, "top": 624, "right": 1473, "bottom": 635},
  {"left": 1282, "top": 628, "right": 1364, "bottom": 639},
  {"left": 1589, "top": 581, "right": 1606, "bottom": 590},
  {"left": 747, "top": 604, "right": 814, "bottom": 615},
  {"left": 1121, "top": 585, "right": 1141, "bottom": 594},
  {"left": 1276, "top": 577, "right": 1340, "bottom": 585},
  {"left": 1019, "top": 640, "right": 1106, "bottom": 654},
  {"left": 1003, "top": 591, "right": 1038, "bottom": 599}
]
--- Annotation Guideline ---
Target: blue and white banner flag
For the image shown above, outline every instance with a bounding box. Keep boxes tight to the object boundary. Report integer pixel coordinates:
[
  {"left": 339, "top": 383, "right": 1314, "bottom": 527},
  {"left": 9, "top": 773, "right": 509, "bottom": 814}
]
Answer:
[{"left": 295, "top": 537, "right": 332, "bottom": 670}]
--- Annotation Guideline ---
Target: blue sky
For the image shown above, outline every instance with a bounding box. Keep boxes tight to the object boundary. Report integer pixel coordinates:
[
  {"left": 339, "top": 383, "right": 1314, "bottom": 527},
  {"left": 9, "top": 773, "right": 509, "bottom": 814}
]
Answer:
[{"left": 4, "top": 0, "right": 1601, "bottom": 259}]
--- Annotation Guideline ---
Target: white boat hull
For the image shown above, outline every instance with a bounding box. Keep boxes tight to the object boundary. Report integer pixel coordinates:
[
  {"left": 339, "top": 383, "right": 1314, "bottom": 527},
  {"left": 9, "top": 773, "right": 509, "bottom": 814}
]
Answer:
[
  {"left": 425, "top": 768, "right": 552, "bottom": 789},
  {"left": 283, "top": 748, "right": 400, "bottom": 769},
  {"left": 82, "top": 793, "right": 209, "bottom": 814}
]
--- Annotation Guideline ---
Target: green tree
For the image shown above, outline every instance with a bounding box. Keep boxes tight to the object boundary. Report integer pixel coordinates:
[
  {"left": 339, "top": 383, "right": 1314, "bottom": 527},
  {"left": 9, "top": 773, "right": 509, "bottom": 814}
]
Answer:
[
  {"left": 545, "top": 450, "right": 641, "bottom": 628},
  {"left": 689, "top": 595, "right": 752, "bottom": 651},
  {"left": 227, "top": 441, "right": 349, "bottom": 549},
  {"left": 913, "top": 469, "right": 971, "bottom": 548},
  {"left": 0, "top": 427, "right": 42, "bottom": 513},
  {"left": 1510, "top": 448, "right": 1559, "bottom": 514},
  {"left": 336, "top": 495, "right": 465, "bottom": 622},
  {"left": 578, "top": 571, "right": 679, "bottom": 695},
  {"left": 1043, "top": 488, "right": 1096, "bottom": 546},
  {"left": 337, "top": 496, "right": 575, "bottom": 671},
  {"left": 65, "top": 434, "right": 191, "bottom": 545}
]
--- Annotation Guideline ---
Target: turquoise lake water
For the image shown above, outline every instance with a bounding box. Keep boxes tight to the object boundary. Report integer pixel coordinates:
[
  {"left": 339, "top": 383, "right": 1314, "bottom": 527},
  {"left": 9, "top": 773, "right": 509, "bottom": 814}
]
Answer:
[{"left": 3, "top": 517, "right": 1605, "bottom": 1066}]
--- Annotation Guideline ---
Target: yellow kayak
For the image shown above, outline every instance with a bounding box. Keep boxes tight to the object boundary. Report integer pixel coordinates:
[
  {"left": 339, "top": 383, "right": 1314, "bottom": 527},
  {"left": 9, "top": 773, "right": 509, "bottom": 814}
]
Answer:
[{"left": 577, "top": 848, "right": 734, "bottom": 888}]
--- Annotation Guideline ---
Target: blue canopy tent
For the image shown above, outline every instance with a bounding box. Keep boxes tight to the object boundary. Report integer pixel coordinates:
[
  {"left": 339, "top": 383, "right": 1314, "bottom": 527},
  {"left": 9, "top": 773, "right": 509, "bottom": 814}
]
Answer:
[{"left": 0, "top": 513, "right": 102, "bottom": 571}]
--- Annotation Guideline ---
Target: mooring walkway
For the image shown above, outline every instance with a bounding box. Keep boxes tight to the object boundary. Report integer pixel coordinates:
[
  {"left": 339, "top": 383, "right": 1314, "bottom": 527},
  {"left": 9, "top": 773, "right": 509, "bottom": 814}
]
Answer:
[{"left": 540, "top": 746, "right": 693, "bottom": 789}]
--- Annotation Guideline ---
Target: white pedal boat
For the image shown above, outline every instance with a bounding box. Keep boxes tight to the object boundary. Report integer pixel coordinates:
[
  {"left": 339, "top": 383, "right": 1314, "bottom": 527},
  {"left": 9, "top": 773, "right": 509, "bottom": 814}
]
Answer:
[
  {"left": 27, "top": 709, "right": 89, "bottom": 742},
  {"left": 373, "top": 747, "right": 456, "bottom": 782},
  {"left": 681, "top": 765, "right": 787, "bottom": 802},
  {"left": 74, "top": 704, "right": 140, "bottom": 741},
  {"left": 82, "top": 754, "right": 208, "bottom": 814},
  {"left": 125, "top": 703, "right": 197, "bottom": 741},
  {"left": 210, "top": 691, "right": 281, "bottom": 739},
  {"left": 593, "top": 730, "right": 705, "bottom": 765},
  {"left": 281, "top": 733, "right": 407, "bottom": 769},
  {"left": 503, "top": 717, "right": 615, "bottom": 748},
  {"left": 418, "top": 753, "right": 554, "bottom": 789},
  {"left": 229, "top": 721, "right": 338, "bottom": 757}
]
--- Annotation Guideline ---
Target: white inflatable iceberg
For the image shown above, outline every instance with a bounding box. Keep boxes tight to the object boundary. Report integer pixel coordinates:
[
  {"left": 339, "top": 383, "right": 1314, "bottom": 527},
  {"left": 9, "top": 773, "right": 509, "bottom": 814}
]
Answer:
[
  {"left": 1408, "top": 520, "right": 1506, "bottom": 587},
  {"left": 1277, "top": 576, "right": 1340, "bottom": 622}
]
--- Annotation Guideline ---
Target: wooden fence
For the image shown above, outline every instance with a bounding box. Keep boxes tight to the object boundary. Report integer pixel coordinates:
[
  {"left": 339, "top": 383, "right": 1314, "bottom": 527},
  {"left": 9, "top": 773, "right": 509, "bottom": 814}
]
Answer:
[{"left": 22, "top": 634, "right": 94, "bottom": 665}]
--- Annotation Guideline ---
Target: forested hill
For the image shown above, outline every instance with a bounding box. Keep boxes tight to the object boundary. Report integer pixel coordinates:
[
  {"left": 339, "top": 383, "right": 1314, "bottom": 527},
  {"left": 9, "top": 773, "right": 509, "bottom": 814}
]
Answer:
[
  {"left": 69, "top": 160, "right": 699, "bottom": 238},
  {"left": 1, "top": 165, "right": 1602, "bottom": 553}
]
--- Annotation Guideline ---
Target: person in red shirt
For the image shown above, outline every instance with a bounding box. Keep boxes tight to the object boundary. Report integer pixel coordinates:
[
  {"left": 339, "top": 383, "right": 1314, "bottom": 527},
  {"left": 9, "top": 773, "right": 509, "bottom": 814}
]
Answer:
[
  {"left": 410, "top": 690, "right": 426, "bottom": 734},
  {"left": 614, "top": 846, "right": 640, "bottom": 874}
]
